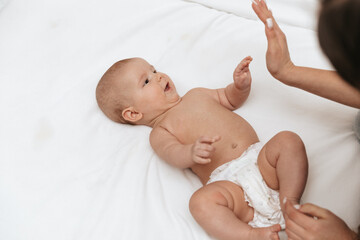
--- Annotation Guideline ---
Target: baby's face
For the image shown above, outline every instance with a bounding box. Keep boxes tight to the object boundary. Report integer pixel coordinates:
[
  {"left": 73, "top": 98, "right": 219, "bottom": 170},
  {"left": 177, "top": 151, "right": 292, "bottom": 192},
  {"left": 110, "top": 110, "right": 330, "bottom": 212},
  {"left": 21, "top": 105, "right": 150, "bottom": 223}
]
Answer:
[{"left": 120, "top": 58, "right": 180, "bottom": 119}]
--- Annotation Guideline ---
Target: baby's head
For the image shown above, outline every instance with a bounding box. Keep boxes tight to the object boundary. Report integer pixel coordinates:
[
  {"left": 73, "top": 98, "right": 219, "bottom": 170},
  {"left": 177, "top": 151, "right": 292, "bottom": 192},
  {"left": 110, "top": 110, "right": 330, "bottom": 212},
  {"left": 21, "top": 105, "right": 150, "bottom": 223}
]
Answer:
[{"left": 96, "top": 58, "right": 180, "bottom": 125}]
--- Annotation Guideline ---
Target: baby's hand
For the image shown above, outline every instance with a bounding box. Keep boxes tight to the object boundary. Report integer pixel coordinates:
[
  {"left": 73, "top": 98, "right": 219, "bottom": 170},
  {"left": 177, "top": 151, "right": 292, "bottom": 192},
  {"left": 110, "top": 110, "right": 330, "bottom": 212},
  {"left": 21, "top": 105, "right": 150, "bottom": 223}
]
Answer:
[
  {"left": 191, "top": 136, "right": 221, "bottom": 164},
  {"left": 233, "top": 56, "right": 252, "bottom": 90}
]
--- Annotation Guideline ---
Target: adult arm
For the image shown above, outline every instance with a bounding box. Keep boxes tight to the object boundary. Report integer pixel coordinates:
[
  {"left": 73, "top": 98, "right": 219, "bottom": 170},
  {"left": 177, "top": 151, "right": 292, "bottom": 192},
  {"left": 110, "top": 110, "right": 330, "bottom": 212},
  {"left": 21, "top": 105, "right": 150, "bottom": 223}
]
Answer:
[
  {"left": 280, "top": 67, "right": 360, "bottom": 108},
  {"left": 252, "top": 0, "right": 360, "bottom": 108}
]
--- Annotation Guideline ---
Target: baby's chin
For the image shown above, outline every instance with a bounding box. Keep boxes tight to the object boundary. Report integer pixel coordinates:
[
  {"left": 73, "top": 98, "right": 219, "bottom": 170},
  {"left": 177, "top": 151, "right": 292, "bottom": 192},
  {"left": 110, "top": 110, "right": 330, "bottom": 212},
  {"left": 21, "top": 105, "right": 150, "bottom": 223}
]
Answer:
[{"left": 171, "top": 95, "right": 182, "bottom": 105}]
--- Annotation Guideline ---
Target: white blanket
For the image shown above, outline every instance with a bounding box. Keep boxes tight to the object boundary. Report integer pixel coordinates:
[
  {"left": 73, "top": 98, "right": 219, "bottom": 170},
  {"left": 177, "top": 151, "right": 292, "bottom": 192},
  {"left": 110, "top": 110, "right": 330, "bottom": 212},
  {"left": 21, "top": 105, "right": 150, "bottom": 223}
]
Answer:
[
  {"left": 184, "top": 0, "right": 320, "bottom": 30},
  {"left": 0, "top": 0, "right": 359, "bottom": 239},
  {"left": 0, "top": 0, "right": 9, "bottom": 12}
]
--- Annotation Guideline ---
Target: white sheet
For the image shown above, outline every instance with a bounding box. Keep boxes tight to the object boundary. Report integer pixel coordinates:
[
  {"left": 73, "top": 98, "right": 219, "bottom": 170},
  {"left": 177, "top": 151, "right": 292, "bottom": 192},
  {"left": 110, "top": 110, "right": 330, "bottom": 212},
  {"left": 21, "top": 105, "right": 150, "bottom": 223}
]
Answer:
[
  {"left": 0, "top": 0, "right": 359, "bottom": 239},
  {"left": 184, "top": 0, "right": 320, "bottom": 30},
  {"left": 0, "top": 0, "right": 9, "bottom": 12}
]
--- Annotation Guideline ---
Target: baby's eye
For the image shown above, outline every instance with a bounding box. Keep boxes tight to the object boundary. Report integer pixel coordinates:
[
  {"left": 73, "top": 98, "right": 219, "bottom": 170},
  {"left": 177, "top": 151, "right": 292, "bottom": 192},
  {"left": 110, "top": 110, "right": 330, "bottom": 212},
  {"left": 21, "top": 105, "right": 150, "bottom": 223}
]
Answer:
[
  {"left": 153, "top": 70, "right": 157, "bottom": 73},
  {"left": 144, "top": 79, "right": 149, "bottom": 85}
]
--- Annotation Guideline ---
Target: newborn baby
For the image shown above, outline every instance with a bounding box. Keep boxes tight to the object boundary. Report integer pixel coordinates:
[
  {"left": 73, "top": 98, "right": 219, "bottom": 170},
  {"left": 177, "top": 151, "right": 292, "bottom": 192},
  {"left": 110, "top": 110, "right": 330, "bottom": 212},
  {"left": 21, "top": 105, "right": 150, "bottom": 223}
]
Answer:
[{"left": 96, "top": 57, "right": 308, "bottom": 240}]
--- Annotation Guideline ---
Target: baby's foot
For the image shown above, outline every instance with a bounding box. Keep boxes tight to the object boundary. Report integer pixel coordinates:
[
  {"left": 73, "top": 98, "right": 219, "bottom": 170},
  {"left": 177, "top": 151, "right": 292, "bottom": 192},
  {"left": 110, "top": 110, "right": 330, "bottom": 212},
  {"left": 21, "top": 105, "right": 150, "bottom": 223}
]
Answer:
[
  {"left": 281, "top": 196, "right": 299, "bottom": 212},
  {"left": 248, "top": 224, "right": 281, "bottom": 240},
  {"left": 233, "top": 56, "right": 253, "bottom": 90}
]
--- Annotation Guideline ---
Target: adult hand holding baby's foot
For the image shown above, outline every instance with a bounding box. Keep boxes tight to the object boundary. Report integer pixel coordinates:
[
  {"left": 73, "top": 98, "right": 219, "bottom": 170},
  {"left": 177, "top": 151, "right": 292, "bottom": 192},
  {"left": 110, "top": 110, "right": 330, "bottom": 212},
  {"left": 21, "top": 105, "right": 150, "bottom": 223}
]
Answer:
[
  {"left": 284, "top": 200, "right": 357, "bottom": 240},
  {"left": 233, "top": 56, "right": 253, "bottom": 90},
  {"left": 191, "top": 136, "right": 221, "bottom": 164}
]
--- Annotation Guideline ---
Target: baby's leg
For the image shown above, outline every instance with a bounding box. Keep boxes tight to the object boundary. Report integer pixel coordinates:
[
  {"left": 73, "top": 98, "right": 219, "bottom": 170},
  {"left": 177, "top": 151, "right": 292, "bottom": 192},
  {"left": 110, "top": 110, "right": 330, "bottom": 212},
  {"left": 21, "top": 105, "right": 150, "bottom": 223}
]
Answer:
[
  {"left": 257, "top": 131, "right": 308, "bottom": 208},
  {"left": 189, "top": 181, "right": 281, "bottom": 240}
]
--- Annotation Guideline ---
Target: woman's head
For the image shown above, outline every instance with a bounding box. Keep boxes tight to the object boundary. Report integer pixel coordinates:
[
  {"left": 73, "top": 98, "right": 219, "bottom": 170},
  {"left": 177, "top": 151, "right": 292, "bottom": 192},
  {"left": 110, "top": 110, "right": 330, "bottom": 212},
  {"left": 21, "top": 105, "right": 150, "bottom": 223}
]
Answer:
[{"left": 318, "top": 0, "right": 360, "bottom": 89}]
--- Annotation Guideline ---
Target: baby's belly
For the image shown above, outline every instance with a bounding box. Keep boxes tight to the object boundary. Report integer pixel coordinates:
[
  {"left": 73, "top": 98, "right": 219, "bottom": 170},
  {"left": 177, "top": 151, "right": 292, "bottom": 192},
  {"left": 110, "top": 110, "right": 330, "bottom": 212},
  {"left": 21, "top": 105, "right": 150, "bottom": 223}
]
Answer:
[
  {"left": 191, "top": 132, "right": 259, "bottom": 185},
  {"left": 169, "top": 97, "right": 260, "bottom": 184}
]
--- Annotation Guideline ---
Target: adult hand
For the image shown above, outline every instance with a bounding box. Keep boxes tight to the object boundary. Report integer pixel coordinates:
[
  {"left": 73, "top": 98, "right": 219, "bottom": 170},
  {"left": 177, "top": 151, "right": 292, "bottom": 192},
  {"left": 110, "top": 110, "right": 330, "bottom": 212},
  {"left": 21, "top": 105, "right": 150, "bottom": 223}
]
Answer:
[
  {"left": 251, "top": 0, "right": 295, "bottom": 81},
  {"left": 285, "top": 201, "right": 357, "bottom": 240}
]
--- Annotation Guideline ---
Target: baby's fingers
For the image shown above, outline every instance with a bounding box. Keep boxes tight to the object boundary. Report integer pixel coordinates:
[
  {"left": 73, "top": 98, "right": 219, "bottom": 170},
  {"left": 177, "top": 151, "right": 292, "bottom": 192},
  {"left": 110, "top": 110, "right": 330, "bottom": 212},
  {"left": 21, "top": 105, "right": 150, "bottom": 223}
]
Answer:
[
  {"left": 199, "top": 143, "right": 215, "bottom": 152},
  {"left": 212, "top": 135, "right": 221, "bottom": 142},
  {"left": 237, "top": 57, "right": 252, "bottom": 70},
  {"left": 196, "top": 150, "right": 212, "bottom": 158},
  {"left": 241, "top": 56, "right": 253, "bottom": 64},
  {"left": 243, "top": 56, "right": 253, "bottom": 61},
  {"left": 235, "top": 66, "right": 250, "bottom": 75},
  {"left": 198, "top": 136, "right": 221, "bottom": 144},
  {"left": 193, "top": 156, "right": 211, "bottom": 164},
  {"left": 193, "top": 143, "right": 215, "bottom": 156}
]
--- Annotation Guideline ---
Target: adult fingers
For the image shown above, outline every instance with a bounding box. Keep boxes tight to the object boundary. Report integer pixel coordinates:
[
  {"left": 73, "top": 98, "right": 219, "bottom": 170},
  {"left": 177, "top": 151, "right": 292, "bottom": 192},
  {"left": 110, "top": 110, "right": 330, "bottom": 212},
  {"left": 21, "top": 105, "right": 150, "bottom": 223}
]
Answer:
[
  {"left": 258, "top": 0, "right": 269, "bottom": 11},
  {"left": 252, "top": 1, "right": 284, "bottom": 43},
  {"left": 285, "top": 215, "right": 309, "bottom": 239},
  {"left": 252, "top": 0, "right": 270, "bottom": 24},
  {"left": 285, "top": 226, "right": 302, "bottom": 240},
  {"left": 285, "top": 201, "right": 316, "bottom": 230},
  {"left": 252, "top": 2, "right": 278, "bottom": 50},
  {"left": 299, "top": 203, "right": 331, "bottom": 219},
  {"left": 264, "top": 22, "right": 277, "bottom": 45}
]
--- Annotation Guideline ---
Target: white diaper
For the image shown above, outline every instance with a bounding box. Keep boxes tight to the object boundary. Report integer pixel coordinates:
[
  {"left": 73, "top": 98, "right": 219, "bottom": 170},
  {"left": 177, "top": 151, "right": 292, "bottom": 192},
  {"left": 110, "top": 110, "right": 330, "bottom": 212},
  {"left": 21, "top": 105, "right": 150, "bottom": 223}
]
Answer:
[{"left": 207, "top": 142, "right": 285, "bottom": 229}]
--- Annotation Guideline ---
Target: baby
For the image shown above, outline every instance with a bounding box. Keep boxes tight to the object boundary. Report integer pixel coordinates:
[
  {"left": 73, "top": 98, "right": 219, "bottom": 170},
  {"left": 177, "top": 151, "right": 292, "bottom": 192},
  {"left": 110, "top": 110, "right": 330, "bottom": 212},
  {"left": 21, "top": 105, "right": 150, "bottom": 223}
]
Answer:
[{"left": 96, "top": 57, "right": 308, "bottom": 240}]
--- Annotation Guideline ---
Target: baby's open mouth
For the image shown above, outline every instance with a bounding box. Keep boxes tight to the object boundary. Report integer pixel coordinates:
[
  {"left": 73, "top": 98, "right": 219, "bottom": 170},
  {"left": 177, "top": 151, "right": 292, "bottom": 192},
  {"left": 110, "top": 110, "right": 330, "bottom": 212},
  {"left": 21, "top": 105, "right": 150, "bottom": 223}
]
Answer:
[{"left": 164, "top": 83, "right": 170, "bottom": 91}]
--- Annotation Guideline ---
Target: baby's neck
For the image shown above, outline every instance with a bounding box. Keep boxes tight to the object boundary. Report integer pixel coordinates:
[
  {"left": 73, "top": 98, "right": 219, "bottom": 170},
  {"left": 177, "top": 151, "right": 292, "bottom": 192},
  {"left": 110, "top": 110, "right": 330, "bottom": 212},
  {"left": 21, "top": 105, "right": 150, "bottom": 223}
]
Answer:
[
  {"left": 147, "top": 112, "right": 168, "bottom": 128},
  {"left": 146, "top": 97, "right": 182, "bottom": 128}
]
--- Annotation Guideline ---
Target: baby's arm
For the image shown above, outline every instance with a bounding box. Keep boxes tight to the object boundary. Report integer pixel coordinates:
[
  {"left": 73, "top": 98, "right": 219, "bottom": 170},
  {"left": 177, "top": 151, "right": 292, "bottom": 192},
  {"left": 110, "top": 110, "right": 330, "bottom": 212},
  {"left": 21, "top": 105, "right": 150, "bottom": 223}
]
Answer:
[
  {"left": 150, "top": 127, "right": 220, "bottom": 169},
  {"left": 217, "top": 56, "right": 252, "bottom": 111}
]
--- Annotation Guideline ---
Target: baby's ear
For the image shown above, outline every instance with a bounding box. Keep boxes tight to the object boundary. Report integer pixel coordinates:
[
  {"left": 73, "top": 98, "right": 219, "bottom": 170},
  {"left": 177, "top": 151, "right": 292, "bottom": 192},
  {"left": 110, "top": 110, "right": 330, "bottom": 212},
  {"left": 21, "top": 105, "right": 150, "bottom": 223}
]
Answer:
[{"left": 122, "top": 107, "right": 143, "bottom": 123}]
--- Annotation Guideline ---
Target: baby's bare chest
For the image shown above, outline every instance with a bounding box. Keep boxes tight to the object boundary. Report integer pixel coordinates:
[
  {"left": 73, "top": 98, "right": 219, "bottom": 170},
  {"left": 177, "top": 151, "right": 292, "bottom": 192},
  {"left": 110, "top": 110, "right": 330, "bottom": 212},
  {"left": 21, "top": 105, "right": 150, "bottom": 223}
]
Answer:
[{"left": 162, "top": 92, "right": 253, "bottom": 145}]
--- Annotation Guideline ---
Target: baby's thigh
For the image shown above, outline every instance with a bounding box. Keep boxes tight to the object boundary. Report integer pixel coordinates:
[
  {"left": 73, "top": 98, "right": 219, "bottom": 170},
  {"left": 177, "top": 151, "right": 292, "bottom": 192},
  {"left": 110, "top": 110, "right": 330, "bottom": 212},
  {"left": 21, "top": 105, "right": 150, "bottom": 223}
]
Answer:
[
  {"left": 189, "top": 181, "right": 253, "bottom": 222},
  {"left": 257, "top": 144, "right": 279, "bottom": 191}
]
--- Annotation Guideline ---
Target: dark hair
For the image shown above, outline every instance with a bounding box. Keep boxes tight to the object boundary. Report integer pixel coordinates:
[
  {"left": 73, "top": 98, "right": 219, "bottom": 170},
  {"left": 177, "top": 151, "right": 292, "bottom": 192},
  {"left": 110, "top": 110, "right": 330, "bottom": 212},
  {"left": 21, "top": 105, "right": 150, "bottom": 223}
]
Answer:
[{"left": 318, "top": 0, "right": 360, "bottom": 89}]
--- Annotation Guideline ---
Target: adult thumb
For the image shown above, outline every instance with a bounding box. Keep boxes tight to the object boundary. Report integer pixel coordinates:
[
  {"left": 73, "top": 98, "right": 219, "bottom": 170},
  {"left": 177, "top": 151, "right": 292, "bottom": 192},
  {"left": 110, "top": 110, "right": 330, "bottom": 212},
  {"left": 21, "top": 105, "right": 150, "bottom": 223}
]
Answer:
[{"left": 299, "top": 203, "right": 330, "bottom": 219}]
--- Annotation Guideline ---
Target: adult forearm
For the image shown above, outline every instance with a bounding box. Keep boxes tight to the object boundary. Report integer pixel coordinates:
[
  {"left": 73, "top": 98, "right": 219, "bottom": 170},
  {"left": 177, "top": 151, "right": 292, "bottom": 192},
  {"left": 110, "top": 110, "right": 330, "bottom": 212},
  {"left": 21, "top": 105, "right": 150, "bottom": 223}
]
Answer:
[{"left": 278, "top": 66, "right": 360, "bottom": 109}]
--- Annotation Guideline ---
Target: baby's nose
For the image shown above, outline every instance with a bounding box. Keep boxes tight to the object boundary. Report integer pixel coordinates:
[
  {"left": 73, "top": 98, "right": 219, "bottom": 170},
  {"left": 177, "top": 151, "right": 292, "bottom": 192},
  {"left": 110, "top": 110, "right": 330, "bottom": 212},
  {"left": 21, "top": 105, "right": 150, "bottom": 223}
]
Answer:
[{"left": 156, "top": 74, "right": 162, "bottom": 82}]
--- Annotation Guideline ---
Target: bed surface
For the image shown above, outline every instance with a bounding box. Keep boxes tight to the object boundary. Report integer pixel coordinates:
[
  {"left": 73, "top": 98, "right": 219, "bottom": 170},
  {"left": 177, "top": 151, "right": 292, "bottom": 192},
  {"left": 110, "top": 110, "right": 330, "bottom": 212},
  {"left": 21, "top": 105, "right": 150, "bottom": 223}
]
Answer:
[{"left": 0, "top": 0, "right": 359, "bottom": 239}]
